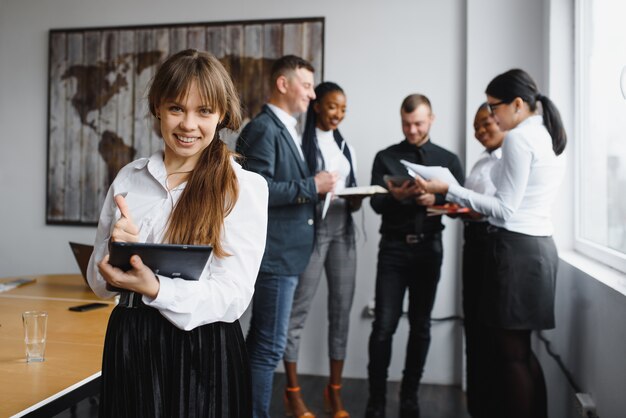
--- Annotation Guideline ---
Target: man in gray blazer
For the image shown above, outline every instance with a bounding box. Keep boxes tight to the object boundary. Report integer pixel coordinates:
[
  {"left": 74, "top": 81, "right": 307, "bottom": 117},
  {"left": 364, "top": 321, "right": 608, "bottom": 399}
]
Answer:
[{"left": 236, "top": 55, "right": 337, "bottom": 418}]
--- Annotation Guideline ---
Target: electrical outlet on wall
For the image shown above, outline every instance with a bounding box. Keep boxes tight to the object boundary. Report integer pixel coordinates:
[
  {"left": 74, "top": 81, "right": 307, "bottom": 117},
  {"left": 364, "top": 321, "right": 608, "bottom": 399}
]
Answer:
[
  {"left": 574, "top": 393, "right": 597, "bottom": 417},
  {"left": 362, "top": 299, "right": 375, "bottom": 318}
]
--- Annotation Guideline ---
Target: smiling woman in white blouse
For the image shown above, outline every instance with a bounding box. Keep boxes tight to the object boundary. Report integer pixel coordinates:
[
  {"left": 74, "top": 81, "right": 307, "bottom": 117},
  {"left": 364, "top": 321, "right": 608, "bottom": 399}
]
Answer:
[
  {"left": 417, "top": 69, "right": 567, "bottom": 418},
  {"left": 282, "top": 82, "right": 359, "bottom": 418},
  {"left": 86, "top": 49, "right": 268, "bottom": 418}
]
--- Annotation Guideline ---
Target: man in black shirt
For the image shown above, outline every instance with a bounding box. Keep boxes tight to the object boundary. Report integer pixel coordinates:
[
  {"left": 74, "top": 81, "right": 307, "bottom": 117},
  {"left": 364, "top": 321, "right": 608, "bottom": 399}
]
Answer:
[{"left": 365, "top": 94, "right": 464, "bottom": 418}]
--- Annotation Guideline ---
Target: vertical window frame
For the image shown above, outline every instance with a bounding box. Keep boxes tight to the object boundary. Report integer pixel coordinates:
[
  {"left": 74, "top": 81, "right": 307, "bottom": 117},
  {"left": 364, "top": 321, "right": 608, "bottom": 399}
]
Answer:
[{"left": 573, "top": 0, "right": 626, "bottom": 274}]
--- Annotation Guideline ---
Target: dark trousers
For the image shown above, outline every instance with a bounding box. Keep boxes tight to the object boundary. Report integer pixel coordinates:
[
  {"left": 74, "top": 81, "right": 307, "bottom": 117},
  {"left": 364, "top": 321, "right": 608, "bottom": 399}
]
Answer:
[
  {"left": 462, "top": 222, "right": 497, "bottom": 418},
  {"left": 367, "top": 234, "right": 443, "bottom": 399}
]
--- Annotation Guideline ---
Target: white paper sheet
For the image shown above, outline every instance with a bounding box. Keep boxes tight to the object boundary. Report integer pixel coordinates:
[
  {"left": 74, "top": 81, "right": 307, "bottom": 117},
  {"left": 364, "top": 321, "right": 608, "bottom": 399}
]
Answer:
[
  {"left": 400, "top": 160, "right": 460, "bottom": 187},
  {"left": 321, "top": 192, "right": 332, "bottom": 220}
]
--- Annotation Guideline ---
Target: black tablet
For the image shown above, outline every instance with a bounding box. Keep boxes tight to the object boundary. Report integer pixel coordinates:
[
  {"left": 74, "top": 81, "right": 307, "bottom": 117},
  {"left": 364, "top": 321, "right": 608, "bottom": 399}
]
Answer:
[
  {"left": 383, "top": 174, "right": 415, "bottom": 187},
  {"left": 109, "top": 242, "right": 212, "bottom": 281}
]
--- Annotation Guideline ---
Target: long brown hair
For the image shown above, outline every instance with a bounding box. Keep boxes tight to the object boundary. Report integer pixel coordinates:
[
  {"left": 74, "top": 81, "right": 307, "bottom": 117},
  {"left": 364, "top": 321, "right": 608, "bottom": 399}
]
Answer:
[{"left": 147, "top": 49, "right": 242, "bottom": 257}]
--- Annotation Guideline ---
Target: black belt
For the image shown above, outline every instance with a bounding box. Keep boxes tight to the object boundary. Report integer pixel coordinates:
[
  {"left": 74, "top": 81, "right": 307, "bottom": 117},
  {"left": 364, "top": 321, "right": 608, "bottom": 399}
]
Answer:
[
  {"left": 463, "top": 221, "right": 490, "bottom": 241},
  {"left": 118, "top": 291, "right": 145, "bottom": 308},
  {"left": 382, "top": 231, "right": 441, "bottom": 244},
  {"left": 486, "top": 224, "right": 550, "bottom": 238},
  {"left": 464, "top": 221, "right": 490, "bottom": 232},
  {"left": 486, "top": 224, "right": 516, "bottom": 235}
]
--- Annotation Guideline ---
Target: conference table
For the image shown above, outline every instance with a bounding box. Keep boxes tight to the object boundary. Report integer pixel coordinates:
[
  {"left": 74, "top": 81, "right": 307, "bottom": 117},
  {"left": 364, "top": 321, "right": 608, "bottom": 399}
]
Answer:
[{"left": 0, "top": 274, "right": 115, "bottom": 418}]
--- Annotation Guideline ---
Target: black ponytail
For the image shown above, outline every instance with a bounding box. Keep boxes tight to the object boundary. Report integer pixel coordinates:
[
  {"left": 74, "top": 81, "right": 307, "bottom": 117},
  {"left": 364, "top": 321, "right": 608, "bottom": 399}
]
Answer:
[
  {"left": 536, "top": 94, "right": 567, "bottom": 155},
  {"left": 486, "top": 69, "right": 567, "bottom": 155},
  {"left": 302, "top": 100, "right": 320, "bottom": 175}
]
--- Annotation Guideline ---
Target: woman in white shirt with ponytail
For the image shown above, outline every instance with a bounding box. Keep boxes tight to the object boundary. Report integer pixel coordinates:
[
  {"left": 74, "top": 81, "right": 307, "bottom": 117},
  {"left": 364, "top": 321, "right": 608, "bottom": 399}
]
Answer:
[{"left": 417, "top": 69, "right": 566, "bottom": 418}]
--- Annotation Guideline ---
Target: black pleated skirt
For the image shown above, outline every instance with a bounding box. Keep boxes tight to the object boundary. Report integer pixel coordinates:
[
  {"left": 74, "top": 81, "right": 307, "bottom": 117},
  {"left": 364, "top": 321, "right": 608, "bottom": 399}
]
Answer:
[
  {"left": 99, "top": 303, "right": 251, "bottom": 418},
  {"left": 483, "top": 226, "right": 558, "bottom": 330}
]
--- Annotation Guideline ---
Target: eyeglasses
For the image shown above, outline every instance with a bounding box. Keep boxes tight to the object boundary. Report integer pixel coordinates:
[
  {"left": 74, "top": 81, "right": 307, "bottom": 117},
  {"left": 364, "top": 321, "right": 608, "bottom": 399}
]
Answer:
[{"left": 487, "top": 101, "right": 506, "bottom": 114}]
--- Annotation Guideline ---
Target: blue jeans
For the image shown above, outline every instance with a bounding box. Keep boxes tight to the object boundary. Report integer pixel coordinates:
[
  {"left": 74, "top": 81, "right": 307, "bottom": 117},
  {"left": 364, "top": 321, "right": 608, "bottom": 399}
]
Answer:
[{"left": 246, "top": 273, "right": 299, "bottom": 418}]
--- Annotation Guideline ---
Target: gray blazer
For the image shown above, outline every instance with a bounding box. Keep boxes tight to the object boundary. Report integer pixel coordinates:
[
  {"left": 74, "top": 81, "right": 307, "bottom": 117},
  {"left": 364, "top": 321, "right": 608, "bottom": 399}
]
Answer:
[{"left": 236, "top": 105, "right": 318, "bottom": 275}]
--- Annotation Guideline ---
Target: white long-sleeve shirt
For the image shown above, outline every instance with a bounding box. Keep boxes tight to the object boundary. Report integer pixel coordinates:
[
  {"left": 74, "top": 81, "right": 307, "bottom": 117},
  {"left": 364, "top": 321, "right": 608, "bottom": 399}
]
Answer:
[
  {"left": 267, "top": 103, "right": 304, "bottom": 160},
  {"left": 87, "top": 151, "right": 268, "bottom": 330},
  {"left": 465, "top": 148, "right": 502, "bottom": 196},
  {"left": 446, "top": 115, "right": 565, "bottom": 236},
  {"left": 463, "top": 147, "right": 502, "bottom": 222},
  {"left": 316, "top": 127, "right": 356, "bottom": 194}
]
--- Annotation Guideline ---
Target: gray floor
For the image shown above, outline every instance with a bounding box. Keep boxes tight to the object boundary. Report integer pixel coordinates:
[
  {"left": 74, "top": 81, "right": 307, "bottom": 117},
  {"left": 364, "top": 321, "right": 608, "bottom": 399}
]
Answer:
[{"left": 53, "top": 373, "right": 471, "bottom": 417}]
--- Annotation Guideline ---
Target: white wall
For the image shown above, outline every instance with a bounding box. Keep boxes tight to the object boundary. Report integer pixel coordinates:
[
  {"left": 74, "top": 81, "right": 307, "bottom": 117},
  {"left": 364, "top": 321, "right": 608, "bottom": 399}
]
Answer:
[{"left": 465, "top": 0, "right": 546, "bottom": 169}]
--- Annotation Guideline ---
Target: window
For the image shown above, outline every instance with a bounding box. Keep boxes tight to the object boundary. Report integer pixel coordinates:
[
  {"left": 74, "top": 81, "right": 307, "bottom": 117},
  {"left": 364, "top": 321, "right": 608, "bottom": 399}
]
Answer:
[{"left": 575, "top": 0, "right": 626, "bottom": 273}]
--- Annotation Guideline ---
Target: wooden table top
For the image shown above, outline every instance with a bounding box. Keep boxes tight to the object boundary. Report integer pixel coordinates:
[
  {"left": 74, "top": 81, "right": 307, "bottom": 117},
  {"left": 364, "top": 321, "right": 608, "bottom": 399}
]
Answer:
[{"left": 0, "top": 275, "right": 115, "bottom": 417}]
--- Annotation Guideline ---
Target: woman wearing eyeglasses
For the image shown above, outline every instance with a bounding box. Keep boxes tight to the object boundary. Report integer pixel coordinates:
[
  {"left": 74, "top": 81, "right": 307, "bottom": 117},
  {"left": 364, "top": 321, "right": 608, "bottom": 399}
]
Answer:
[{"left": 416, "top": 69, "right": 566, "bottom": 418}]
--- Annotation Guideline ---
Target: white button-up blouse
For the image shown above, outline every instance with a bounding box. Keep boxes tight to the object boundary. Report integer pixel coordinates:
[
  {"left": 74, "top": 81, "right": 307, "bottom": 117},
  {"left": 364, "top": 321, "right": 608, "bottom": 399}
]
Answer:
[
  {"left": 87, "top": 151, "right": 268, "bottom": 330},
  {"left": 446, "top": 115, "right": 565, "bottom": 236}
]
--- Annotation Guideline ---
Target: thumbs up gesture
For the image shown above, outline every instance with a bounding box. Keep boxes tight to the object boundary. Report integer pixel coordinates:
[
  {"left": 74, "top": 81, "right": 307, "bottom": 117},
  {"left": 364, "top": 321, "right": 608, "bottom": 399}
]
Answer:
[
  {"left": 111, "top": 194, "right": 140, "bottom": 243},
  {"left": 98, "top": 194, "right": 159, "bottom": 297}
]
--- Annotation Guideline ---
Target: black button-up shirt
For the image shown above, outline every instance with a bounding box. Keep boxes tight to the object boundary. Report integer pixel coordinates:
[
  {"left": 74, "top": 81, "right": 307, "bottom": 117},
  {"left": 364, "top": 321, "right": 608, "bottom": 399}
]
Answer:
[{"left": 370, "top": 139, "right": 465, "bottom": 236}]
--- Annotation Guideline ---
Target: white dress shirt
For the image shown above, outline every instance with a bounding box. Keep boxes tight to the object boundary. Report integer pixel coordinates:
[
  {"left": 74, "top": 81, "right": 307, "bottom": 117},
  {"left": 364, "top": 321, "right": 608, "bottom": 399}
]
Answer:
[
  {"left": 447, "top": 115, "right": 565, "bottom": 236},
  {"left": 316, "top": 127, "right": 356, "bottom": 194},
  {"left": 267, "top": 103, "right": 304, "bottom": 160},
  {"left": 87, "top": 151, "right": 269, "bottom": 330},
  {"left": 463, "top": 147, "right": 502, "bottom": 222},
  {"left": 465, "top": 148, "right": 502, "bottom": 196}
]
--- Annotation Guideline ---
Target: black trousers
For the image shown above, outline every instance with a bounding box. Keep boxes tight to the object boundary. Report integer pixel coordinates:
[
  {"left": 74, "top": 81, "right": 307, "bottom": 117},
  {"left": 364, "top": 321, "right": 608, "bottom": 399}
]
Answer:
[
  {"left": 367, "top": 234, "right": 443, "bottom": 398},
  {"left": 462, "top": 222, "right": 496, "bottom": 418}
]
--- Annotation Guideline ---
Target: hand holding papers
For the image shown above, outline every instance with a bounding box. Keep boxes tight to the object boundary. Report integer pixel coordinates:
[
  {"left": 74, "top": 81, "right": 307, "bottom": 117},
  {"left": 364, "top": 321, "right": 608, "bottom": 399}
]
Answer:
[{"left": 400, "top": 160, "right": 460, "bottom": 187}]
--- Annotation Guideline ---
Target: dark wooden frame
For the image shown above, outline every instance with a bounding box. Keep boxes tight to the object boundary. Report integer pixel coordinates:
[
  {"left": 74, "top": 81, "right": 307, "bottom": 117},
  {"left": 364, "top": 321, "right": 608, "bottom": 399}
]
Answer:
[{"left": 46, "top": 17, "right": 325, "bottom": 225}]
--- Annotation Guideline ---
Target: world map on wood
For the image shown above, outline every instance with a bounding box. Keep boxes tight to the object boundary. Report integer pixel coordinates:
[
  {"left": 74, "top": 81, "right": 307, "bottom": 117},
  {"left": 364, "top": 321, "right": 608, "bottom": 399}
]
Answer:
[{"left": 46, "top": 19, "right": 324, "bottom": 225}]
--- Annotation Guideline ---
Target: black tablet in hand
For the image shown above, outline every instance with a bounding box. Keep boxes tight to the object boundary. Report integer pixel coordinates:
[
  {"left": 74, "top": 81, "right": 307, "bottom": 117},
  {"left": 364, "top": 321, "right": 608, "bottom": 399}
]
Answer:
[
  {"left": 383, "top": 174, "right": 415, "bottom": 187},
  {"left": 109, "top": 242, "right": 212, "bottom": 281}
]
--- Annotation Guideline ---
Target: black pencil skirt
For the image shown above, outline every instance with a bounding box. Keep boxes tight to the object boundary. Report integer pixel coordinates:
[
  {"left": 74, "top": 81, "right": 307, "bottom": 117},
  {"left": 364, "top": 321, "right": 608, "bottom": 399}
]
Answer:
[
  {"left": 483, "top": 226, "right": 558, "bottom": 330},
  {"left": 99, "top": 302, "right": 251, "bottom": 418}
]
